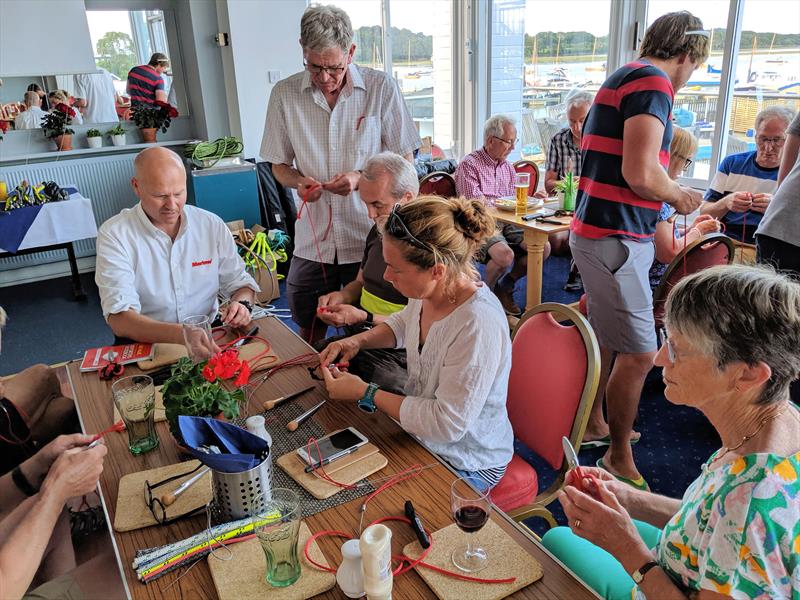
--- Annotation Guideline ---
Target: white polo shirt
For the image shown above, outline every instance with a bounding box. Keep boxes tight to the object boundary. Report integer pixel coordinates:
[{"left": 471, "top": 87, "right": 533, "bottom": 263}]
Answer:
[{"left": 95, "top": 203, "right": 259, "bottom": 324}]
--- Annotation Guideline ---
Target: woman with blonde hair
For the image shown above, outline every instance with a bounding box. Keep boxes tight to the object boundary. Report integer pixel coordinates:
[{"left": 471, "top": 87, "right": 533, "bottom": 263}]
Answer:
[
  {"left": 320, "top": 196, "right": 514, "bottom": 487},
  {"left": 48, "top": 90, "right": 82, "bottom": 124}
]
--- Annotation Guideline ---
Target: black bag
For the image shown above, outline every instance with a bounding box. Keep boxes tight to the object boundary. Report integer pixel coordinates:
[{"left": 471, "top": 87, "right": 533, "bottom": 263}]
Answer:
[{"left": 0, "top": 398, "right": 37, "bottom": 475}]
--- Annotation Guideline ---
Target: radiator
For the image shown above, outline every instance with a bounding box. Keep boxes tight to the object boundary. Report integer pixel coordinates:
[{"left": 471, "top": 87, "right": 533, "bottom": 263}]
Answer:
[{"left": 0, "top": 154, "right": 138, "bottom": 272}]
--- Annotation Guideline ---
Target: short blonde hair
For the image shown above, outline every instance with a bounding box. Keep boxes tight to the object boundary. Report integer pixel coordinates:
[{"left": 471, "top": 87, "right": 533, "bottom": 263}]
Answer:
[{"left": 670, "top": 127, "right": 698, "bottom": 161}]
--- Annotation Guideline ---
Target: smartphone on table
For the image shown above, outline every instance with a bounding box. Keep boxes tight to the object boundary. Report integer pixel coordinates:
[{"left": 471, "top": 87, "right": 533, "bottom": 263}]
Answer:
[{"left": 296, "top": 427, "right": 368, "bottom": 467}]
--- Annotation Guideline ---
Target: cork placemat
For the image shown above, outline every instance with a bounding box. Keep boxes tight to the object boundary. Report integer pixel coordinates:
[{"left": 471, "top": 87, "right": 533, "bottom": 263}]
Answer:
[
  {"left": 138, "top": 343, "right": 187, "bottom": 371},
  {"left": 138, "top": 341, "right": 279, "bottom": 372},
  {"left": 112, "top": 385, "right": 166, "bottom": 423},
  {"left": 208, "top": 521, "right": 336, "bottom": 600},
  {"left": 402, "top": 519, "right": 543, "bottom": 600},
  {"left": 277, "top": 444, "right": 387, "bottom": 500},
  {"left": 114, "top": 460, "right": 213, "bottom": 532}
]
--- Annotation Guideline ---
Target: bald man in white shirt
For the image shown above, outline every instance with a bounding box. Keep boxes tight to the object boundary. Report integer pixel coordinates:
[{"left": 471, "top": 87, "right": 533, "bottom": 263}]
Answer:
[{"left": 95, "top": 147, "right": 258, "bottom": 344}]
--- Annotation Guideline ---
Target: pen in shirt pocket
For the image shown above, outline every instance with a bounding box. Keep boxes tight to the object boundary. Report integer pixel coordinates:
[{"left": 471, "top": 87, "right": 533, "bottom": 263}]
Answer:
[{"left": 355, "top": 115, "right": 365, "bottom": 131}]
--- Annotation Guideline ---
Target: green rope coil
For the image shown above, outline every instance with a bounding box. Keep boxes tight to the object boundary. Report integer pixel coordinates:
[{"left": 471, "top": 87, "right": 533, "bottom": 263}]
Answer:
[{"left": 184, "top": 137, "right": 244, "bottom": 167}]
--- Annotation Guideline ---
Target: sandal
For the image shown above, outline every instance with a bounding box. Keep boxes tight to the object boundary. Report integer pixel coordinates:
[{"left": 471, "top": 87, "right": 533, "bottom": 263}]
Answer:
[
  {"left": 581, "top": 432, "right": 641, "bottom": 449},
  {"left": 596, "top": 458, "right": 650, "bottom": 491}
]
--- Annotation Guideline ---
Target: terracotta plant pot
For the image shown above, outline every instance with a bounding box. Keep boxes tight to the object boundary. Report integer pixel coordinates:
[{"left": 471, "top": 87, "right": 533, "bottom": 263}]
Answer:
[
  {"left": 140, "top": 127, "right": 157, "bottom": 143},
  {"left": 53, "top": 134, "right": 73, "bottom": 151}
]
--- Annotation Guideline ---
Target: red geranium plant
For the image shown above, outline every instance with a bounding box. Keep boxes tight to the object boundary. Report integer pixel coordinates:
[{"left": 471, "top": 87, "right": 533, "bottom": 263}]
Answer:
[
  {"left": 130, "top": 100, "right": 178, "bottom": 133},
  {"left": 40, "top": 103, "right": 75, "bottom": 139}
]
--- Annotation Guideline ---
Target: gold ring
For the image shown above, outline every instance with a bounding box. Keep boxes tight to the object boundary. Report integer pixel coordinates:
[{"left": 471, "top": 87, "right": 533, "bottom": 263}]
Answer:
[{"left": 574, "top": 519, "right": 581, "bottom": 529}]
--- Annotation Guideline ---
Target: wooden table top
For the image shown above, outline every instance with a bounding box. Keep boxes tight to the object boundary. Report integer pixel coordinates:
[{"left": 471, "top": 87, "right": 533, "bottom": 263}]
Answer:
[
  {"left": 68, "top": 316, "right": 597, "bottom": 600},
  {"left": 488, "top": 206, "right": 572, "bottom": 233}
]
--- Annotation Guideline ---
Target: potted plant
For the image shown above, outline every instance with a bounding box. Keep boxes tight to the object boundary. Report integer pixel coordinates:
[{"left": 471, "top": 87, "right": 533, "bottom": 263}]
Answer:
[
  {"left": 86, "top": 128, "right": 102, "bottom": 149},
  {"left": 554, "top": 171, "right": 577, "bottom": 212},
  {"left": 41, "top": 103, "right": 75, "bottom": 151},
  {"left": 130, "top": 101, "right": 178, "bottom": 143},
  {"left": 107, "top": 124, "right": 126, "bottom": 146},
  {"left": 162, "top": 351, "right": 250, "bottom": 444}
]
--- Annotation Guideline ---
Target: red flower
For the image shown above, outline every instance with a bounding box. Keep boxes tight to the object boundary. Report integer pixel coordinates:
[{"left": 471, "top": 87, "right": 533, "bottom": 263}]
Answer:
[
  {"left": 155, "top": 100, "right": 178, "bottom": 119},
  {"left": 202, "top": 364, "right": 216, "bottom": 382},
  {"left": 55, "top": 103, "right": 75, "bottom": 118},
  {"left": 233, "top": 360, "right": 251, "bottom": 387},
  {"left": 0, "top": 121, "right": 8, "bottom": 133}
]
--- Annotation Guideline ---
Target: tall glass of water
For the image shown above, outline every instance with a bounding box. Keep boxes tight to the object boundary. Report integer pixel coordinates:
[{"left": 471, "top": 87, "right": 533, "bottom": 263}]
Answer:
[{"left": 112, "top": 375, "right": 159, "bottom": 455}]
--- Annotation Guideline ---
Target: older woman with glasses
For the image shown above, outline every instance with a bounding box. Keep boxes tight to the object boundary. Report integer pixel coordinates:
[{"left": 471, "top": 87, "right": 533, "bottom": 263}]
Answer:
[
  {"left": 543, "top": 265, "right": 800, "bottom": 600},
  {"left": 319, "top": 196, "right": 514, "bottom": 488}
]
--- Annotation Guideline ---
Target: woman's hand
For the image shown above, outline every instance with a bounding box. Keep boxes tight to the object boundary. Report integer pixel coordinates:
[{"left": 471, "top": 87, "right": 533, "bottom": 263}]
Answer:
[
  {"left": 321, "top": 365, "right": 368, "bottom": 402},
  {"left": 691, "top": 214, "right": 721, "bottom": 235},
  {"left": 318, "top": 337, "right": 361, "bottom": 366},
  {"left": 317, "top": 304, "right": 368, "bottom": 327}
]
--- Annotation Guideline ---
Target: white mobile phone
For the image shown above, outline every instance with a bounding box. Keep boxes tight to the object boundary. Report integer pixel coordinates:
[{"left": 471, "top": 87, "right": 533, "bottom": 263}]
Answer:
[{"left": 296, "top": 427, "right": 368, "bottom": 466}]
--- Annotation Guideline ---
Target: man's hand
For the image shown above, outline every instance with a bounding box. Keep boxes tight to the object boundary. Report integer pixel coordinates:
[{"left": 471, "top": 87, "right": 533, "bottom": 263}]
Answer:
[
  {"left": 322, "top": 171, "right": 360, "bottom": 196},
  {"left": 672, "top": 187, "right": 703, "bottom": 215},
  {"left": 726, "top": 191, "right": 753, "bottom": 213},
  {"left": 298, "top": 177, "right": 323, "bottom": 202},
  {"left": 692, "top": 214, "right": 721, "bottom": 235},
  {"left": 317, "top": 304, "right": 368, "bottom": 328},
  {"left": 40, "top": 444, "right": 107, "bottom": 505},
  {"left": 750, "top": 193, "right": 771, "bottom": 214},
  {"left": 320, "top": 364, "right": 368, "bottom": 402},
  {"left": 318, "top": 291, "right": 346, "bottom": 309},
  {"left": 30, "top": 434, "right": 95, "bottom": 481},
  {"left": 221, "top": 301, "right": 252, "bottom": 329}
]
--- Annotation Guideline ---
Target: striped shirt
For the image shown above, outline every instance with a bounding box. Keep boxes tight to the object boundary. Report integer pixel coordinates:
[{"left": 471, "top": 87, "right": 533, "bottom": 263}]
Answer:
[
  {"left": 546, "top": 127, "right": 582, "bottom": 180},
  {"left": 704, "top": 151, "right": 778, "bottom": 243},
  {"left": 454, "top": 147, "right": 515, "bottom": 201},
  {"left": 261, "top": 64, "right": 420, "bottom": 265},
  {"left": 571, "top": 61, "right": 674, "bottom": 241},
  {"left": 126, "top": 65, "right": 164, "bottom": 106}
]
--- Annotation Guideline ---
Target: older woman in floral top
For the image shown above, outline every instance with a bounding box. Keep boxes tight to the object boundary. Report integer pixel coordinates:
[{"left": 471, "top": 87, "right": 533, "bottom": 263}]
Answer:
[{"left": 543, "top": 265, "right": 800, "bottom": 600}]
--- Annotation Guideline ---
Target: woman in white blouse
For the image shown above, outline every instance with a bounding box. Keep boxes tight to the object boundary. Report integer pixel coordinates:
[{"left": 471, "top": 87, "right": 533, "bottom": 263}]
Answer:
[{"left": 320, "top": 196, "right": 514, "bottom": 487}]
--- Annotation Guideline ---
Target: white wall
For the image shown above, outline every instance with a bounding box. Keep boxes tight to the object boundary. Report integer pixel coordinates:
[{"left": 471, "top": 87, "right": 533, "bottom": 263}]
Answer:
[{"left": 222, "top": 0, "right": 306, "bottom": 160}]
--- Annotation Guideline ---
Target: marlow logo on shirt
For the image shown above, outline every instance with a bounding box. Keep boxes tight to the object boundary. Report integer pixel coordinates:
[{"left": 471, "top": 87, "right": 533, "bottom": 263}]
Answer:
[{"left": 192, "top": 259, "right": 213, "bottom": 267}]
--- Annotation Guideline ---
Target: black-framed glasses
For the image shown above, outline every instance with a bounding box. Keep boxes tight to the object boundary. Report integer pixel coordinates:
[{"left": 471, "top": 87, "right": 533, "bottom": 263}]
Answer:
[
  {"left": 492, "top": 135, "right": 518, "bottom": 147},
  {"left": 144, "top": 463, "right": 208, "bottom": 526},
  {"left": 385, "top": 204, "right": 432, "bottom": 253},
  {"left": 675, "top": 154, "right": 693, "bottom": 171},
  {"left": 658, "top": 328, "right": 675, "bottom": 363},
  {"left": 303, "top": 59, "right": 347, "bottom": 77}
]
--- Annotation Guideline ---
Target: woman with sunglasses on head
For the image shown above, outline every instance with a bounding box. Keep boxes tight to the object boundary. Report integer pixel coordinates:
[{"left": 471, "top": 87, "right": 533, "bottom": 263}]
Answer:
[{"left": 319, "top": 196, "right": 514, "bottom": 488}]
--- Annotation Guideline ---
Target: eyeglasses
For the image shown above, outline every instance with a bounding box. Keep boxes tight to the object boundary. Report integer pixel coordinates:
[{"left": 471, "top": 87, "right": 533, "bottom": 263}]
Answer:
[
  {"left": 755, "top": 136, "right": 786, "bottom": 147},
  {"left": 385, "top": 205, "right": 432, "bottom": 253},
  {"left": 492, "top": 135, "right": 518, "bottom": 147},
  {"left": 303, "top": 59, "right": 347, "bottom": 77},
  {"left": 144, "top": 463, "right": 208, "bottom": 525},
  {"left": 675, "top": 154, "right": 693, "bottom": 171},
  {"left": 658, "top": 328, "right": 676, "bottom": 363}
]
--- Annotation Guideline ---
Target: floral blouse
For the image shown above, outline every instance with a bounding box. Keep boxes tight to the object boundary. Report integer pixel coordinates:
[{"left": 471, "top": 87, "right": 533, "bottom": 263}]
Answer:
[{"left": 656, "top": 450, "right": 800, "bottom": 598}]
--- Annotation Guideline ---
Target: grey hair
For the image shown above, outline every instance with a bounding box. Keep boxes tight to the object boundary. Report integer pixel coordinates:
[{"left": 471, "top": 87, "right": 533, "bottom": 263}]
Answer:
[
  {"left": 483, "top": 115, "right": 516, "bottom": 144},
  {"left": 300, "top": 4, "right": 353, "bottom": 53},
  {"left": 362, "top": 152, "right": 419, "bottom": 200},
  {"left": 754, "top": 106, "right": 795, "bottom": 132},
  {"left": 665, "top": 265, "right": 800, "bottom": 405},
  {"left": 566, "top": 91, "right": 594, "bottom": 111},
  {"left": 23, "top": 91, "right": 39, "bottom": 106}
]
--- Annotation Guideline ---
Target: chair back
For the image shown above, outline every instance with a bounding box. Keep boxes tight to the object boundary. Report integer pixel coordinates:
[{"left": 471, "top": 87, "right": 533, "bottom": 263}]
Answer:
[
  {"left": 653, "top": 233, "right": 735, "bottom": 329},
  {"left": 513, "top": 160, "right": 540, "bottom": 196},
  {"left": 419, "top": 171, "right": 456, "bottom": 198},
  {"left": 508, "top": 303, "right": 600, "bottom": 470},
  {"left": 431, "top": 143, "right": 445, "bottom": 159}
]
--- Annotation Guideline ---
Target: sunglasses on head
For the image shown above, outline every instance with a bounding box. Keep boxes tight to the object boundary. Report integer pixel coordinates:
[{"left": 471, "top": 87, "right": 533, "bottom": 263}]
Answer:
[{"left": 385, "top": 205, "right": 432, "bottom": 253}]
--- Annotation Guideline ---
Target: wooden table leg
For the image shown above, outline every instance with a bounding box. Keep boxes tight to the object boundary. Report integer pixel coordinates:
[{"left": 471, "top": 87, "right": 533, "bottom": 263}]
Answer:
[{"left": 523, "top": 230, "right": 548, "bottom": 310}]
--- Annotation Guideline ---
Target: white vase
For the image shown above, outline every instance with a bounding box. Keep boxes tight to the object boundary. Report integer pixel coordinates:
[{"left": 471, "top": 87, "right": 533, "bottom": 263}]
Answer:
[
  {"left": 336, "top": 539, "right": 365, "bottom": 598},
  {"left": 87, "top": 137, "right": 102, "bottom": 148},
  {"left": 111, "top": 134, "right": 126, "bottom": 146}
]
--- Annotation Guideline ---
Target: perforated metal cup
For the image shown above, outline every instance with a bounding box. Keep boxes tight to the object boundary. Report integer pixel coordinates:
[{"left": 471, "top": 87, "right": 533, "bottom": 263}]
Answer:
[{"left": 211, "top": 450, "right": 273, "bottom": 521}]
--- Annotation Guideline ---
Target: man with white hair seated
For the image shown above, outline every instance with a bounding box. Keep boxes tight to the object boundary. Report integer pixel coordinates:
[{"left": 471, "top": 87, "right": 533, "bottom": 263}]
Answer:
[
  {"left": 544, "top": 91, "right": 594, "bottom": 196},
  {"left": 95, "top": 147, "right": 258, "bottom": 345},
  {"left": 700, "top": 105, "right": 796, "bottom": 244},
  {"left": 455, "top": 114, "right": 545, "bottom": 314},
  {"left": 13, "top": 91, "right": 46, "bottom": 130}
]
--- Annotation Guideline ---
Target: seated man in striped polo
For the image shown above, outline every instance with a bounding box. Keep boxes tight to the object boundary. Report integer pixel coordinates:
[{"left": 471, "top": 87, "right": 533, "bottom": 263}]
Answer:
[
  {"left": 700, "top": 106, "right": 795, "bottom": 244},
  {"left": 126, "top": 53, "right": 169, "bottom": 107}
]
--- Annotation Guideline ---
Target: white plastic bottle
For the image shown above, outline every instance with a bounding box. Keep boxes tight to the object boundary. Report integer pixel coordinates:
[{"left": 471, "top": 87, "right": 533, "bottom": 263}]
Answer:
[
  {"left": 336, "top": 539, "right": 366, "bottom": 598},
  {"left": 245, "top": 415, "right": 272, "bottom": 448},
  {"left": 359, "top": 524, "right": 393, "bottom": 600}
]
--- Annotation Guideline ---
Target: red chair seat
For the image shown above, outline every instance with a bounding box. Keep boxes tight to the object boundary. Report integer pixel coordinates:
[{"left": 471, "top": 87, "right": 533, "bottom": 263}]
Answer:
[
  {"left": 578, "top": 294, "right": 587, "bottom": 316},
  {"left": 490, "top": 454, "right": 538, "bottom": 512}
]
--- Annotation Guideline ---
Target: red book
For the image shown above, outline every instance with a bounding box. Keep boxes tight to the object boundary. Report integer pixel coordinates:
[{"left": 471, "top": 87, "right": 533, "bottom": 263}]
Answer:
[{"left": 80, "top": 343, "right": 155, "bottom": 372}]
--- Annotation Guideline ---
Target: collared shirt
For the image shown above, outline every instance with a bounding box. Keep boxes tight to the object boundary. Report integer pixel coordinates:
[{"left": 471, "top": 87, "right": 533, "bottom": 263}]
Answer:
[
  {"left": 74, "top": 69, "right": 119, "bottom": 123},
  {"left": 260, "top": 64, "right": 420, "bottom": 265},
  {"left": 14, "top": 106, "right": 45, "bottom": 130},
  {"left": 454, "top": 147, "right": 515, "bottom": 202},
  {"left": 126, "top": 64, "right": 164, "bottom": 106},
  {"left": 95, "top": 204, "right": 259, "bottom": 323},
  {"left": 546, "top": 127, "right": 582, "bottom": 180}
]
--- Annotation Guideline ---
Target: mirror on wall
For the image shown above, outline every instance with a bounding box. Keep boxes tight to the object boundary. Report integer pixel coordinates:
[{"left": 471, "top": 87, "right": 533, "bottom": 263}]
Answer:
[{"left": 0, "top": 8, "right": 187, "bottom": 131}]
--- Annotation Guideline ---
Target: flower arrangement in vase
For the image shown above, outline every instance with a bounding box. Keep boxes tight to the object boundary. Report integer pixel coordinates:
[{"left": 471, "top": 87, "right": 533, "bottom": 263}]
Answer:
[
  {"left": 41, "top": 103, "right": 76, "bottom": 151},
  {"left": 130, "top": 101, "right": 178, "bottom": 143}
]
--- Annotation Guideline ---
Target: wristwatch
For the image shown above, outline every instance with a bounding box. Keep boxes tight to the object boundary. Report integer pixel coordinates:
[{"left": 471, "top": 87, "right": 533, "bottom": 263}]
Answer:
[
  {"left": 631, "top": 560, "right": 659, "bottom": 584},
  {"left": 237, "top": 299, "right": 253, "bottom": 313},
  {"left": 358, "top": 382, "right": 379, "bottom": 413}
]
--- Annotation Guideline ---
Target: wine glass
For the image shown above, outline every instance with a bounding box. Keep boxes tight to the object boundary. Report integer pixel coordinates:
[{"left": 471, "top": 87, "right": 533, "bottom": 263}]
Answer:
[{"left": 451, "top": 476, "right": 492, "bottom": 572}]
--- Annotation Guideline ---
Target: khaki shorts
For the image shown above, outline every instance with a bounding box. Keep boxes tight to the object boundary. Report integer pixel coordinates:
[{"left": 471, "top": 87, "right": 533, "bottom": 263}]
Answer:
[
  {"left": 477, "top": 225, "right": 525, "bottom": 263},
  {"left": 25, "top": 575, "right": 84, "bottom": 600}
]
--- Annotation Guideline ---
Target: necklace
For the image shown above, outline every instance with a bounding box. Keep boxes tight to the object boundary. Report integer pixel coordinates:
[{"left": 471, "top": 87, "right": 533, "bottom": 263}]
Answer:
[{"left": 710, "top": 409, "right": 784, "bottom": 465}]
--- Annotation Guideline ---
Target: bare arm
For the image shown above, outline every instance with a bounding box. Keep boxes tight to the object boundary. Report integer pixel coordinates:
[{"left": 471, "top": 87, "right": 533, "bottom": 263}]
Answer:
[
  {"left": 107, "top": 310, "right": 184, "bottom": 344},
  {"left": 544, "top": 169, "right": 559, "bottom": 195},
  {"left": 403, "top": 153, "right": 414, "bottom": 162},
  {"left": 778, "top": 131, "right": 800, "bottom": 186},
  {"left": 155, "top": 89, "right": 167, "bottom": 103},
  {"left": 272, "top": 164, "right": 322, "bottom": 202}
]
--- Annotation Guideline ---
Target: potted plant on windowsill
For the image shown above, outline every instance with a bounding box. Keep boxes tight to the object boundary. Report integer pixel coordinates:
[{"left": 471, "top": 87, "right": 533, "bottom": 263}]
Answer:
[
  {"left": 107, "top": 124, "right": 126, "bottom": 146},
  {"left": 86, "top": 128, "right": 102, "bottom": 149},
  {"left": 130, "top": 101, "right": 178, "bottom": 143},
  {"left": 41, "top": 103, "right": 76, "bottom": 151},
  {"left": 162, "top": 351, "right": 250, "bottom": 445}
]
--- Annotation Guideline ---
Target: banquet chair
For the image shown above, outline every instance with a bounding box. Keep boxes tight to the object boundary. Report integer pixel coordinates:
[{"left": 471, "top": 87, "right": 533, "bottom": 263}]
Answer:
[
  {"left": 491, "top": 303, "right": 601, "bottom": 529},
  {"left": 431, "top": 143, "right": 446, "bottom": 159},
  {"left": 513, "top": 160, "right": 541, "bottom": 196},
  {"left": 419, "top": 171, "right": 456, "bottom": 198}
]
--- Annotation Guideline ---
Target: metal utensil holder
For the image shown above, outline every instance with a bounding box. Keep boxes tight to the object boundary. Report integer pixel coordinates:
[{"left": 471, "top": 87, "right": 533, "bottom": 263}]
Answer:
[{"left": 211, "top": 449, "right": 273, "bottom": 521}]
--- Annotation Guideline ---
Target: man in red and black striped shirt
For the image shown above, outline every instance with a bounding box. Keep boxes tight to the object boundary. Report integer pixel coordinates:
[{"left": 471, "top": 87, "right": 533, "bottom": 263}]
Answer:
[
  {"left": 126, "top": 53, "right": 169, "bottom": 106},
  {"left": 569, "top": 12, "right": 709, "bottom": 487}
]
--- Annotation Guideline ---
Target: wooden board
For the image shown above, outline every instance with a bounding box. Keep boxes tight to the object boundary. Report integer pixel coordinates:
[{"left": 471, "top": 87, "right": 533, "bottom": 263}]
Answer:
[
  {"left": 208, "top": 521, "right": 336, "bottom": 600},
  {"left": 402, "top": 519, "right": 543, "bottom": 600},
  {"left": 113, "top": 385, "right": 166, "bottom": 423},
  {"left": 277, "top": 444, "right": 387, "bottom": 500},
  {"left": 114, "top": 460, "right": 212, "bottom": 532},
  {"left": 137, "top": 341, "right": 280, "bottom": 372}
]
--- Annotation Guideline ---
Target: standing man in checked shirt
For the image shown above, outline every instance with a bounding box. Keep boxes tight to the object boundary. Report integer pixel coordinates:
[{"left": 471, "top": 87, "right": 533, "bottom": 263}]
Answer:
[{"left": 261, "top": 4, "right": 420, "bottom": 343}]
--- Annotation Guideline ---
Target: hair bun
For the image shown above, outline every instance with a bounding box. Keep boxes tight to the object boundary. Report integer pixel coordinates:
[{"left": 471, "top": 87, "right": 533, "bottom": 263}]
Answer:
[{"left": 451, "top": 198, "right": 495, "bottom": 244}]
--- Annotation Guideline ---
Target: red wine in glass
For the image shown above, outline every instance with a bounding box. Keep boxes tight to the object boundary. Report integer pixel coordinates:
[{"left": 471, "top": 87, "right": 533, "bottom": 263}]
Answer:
[{"left": 454, "top": 505, "right": 489, "bottom": 533}]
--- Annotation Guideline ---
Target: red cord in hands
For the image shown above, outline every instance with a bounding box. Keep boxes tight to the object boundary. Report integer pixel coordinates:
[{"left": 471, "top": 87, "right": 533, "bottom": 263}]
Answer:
[
  {"left": 89, "top": 420, "right": 126, "bottom": 443},
  {"left": 570, "top": 465, "right": 602, "bottom": 500}
]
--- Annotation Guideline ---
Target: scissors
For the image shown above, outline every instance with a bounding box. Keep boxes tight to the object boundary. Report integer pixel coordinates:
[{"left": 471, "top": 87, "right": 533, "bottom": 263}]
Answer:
[{"left": 562, "top": 436, "right": 601, "bottom": 500}]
